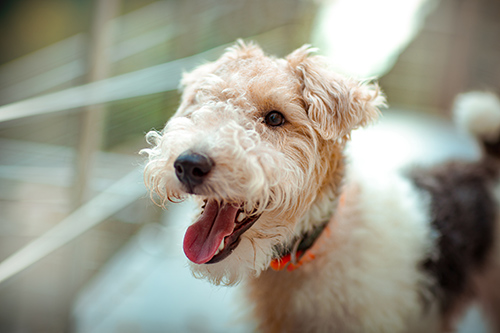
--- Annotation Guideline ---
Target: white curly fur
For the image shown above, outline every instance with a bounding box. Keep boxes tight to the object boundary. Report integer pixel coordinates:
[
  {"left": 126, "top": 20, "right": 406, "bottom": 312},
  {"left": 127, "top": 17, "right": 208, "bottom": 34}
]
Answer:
[{"left": 454, "top": 91, "right": 500, "bottom": 142}]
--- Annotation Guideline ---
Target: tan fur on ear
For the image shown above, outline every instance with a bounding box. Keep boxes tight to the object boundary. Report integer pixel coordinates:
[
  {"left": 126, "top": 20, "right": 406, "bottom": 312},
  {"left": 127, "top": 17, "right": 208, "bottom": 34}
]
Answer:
[
  {"left": 287, "top": 49, "right": 385, "bottom": 140},
  {"left": 286, "top": 44, "right": 316, "bottom": 68}
]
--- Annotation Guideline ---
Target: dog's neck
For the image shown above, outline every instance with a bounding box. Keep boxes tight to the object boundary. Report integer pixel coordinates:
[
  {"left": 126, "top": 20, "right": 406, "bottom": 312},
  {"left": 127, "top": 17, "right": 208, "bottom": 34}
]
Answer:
[
  {"left": 296, "top": 184, "right": 339, "bottom": 232},
  {"left": 295, "top": 147, "right": 345, "bottom": 229},
  {"left": 270, "top": 147, "right": 345, "bottom": 271},
  {"left": 271, "top": 183, "right": 340, "bottom": 271}
]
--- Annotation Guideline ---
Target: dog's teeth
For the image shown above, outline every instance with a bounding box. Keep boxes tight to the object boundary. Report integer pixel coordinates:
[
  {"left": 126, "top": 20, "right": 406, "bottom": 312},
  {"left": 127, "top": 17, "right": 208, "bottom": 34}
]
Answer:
[
  {"left": 214, "top": 240, "right": 224, "bottom": 255},
  {"left": 237, "top": 213, "right": 245, "bottom": 222}
]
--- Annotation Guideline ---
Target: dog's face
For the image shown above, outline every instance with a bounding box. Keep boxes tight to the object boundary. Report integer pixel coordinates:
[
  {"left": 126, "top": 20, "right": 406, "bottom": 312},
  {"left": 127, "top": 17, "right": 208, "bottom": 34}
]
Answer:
[{"left": 143, "top": 41, "right": 384, "bottom": 285}]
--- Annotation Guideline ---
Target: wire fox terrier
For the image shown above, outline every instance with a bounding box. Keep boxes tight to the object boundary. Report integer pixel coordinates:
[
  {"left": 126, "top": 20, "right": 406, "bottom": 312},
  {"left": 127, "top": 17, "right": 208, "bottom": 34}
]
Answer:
[{"left": 143, "top": 41, "right": 500, "bottom": 332}]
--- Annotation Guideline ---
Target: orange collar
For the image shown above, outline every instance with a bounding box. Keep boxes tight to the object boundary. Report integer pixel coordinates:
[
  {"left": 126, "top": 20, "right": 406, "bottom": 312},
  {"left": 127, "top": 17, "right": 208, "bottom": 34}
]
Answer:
[
  {"left": 270, "top": 225, "right": 331, "bottom": 272},
  {"left": 269, "top": 193, "right": 344, "bottom": 272}
]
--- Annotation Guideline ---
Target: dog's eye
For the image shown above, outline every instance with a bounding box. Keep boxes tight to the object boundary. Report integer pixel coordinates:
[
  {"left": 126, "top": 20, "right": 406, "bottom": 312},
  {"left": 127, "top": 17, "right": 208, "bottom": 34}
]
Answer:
[{"left": 264, "top": 111, "right": 285, "bottom": 127}]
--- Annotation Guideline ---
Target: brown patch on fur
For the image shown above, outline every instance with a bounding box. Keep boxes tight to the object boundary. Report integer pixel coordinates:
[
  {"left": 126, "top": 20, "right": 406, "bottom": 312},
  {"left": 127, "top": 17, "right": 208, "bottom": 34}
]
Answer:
[
  {"left": 286, "top": 48, "right": 383, "bottom": 140},
  {"left": 484, "top": 137, "right": 500, "bottom": 159},
  {"left": 248, "top": 269, "right": 315, "bottom": 333},
  {"left": 409, "top": 160, "right": 500, "bottom": 324}
]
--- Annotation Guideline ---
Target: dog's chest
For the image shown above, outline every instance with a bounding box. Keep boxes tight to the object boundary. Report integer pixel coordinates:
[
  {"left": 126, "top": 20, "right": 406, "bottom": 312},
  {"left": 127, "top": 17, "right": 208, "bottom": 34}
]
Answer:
[
  {"left": 247, "top": 265, "right": 346, "bottom": 333},
  {"left": 246, "top": 175, "right": 439, "bottom": 333}
]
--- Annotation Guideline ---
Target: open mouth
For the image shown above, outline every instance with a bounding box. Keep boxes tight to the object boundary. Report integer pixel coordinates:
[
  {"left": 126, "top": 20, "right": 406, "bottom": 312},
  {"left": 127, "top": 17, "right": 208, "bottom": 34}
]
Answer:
[{"left": 183, "top": 199, "right": 261, "bottom": 264}]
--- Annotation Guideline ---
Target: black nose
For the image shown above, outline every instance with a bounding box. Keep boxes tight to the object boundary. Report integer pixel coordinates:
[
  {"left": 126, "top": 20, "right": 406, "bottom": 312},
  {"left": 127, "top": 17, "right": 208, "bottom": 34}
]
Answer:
[{"left": 174, "top": 151, "right": 213, "bottom": 191}]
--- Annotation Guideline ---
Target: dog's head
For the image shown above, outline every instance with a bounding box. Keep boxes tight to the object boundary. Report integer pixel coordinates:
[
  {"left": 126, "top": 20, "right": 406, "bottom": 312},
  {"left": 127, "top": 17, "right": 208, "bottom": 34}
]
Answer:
[{"left": 143, "top": 41, "right": 385, "bottom": 284}]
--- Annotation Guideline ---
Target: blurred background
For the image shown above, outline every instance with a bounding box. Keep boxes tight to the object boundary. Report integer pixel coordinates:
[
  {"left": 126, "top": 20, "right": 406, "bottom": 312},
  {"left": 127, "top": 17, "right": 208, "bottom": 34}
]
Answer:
[{"left": 0, "top": 0, "right": 498, "bottom": 332}]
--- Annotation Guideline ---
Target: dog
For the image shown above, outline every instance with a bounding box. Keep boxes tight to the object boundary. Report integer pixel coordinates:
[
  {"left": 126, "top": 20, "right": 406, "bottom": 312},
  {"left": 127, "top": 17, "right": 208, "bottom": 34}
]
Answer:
[{"left": 142, "top": 40, "right": 500, "bottom": 332}]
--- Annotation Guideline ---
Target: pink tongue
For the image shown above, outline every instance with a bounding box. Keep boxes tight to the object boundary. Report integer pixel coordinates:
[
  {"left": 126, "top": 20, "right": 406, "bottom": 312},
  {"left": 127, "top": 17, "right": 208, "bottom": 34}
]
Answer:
[{"left": 183, "top": 200, "right": 239, "bottom": 264}]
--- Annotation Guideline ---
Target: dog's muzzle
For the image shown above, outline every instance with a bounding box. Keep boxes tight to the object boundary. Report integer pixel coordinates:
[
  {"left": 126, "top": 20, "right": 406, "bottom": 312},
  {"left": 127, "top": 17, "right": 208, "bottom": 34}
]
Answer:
[{"left": 174, "top": 150, "right": 213, "bottom": 193}]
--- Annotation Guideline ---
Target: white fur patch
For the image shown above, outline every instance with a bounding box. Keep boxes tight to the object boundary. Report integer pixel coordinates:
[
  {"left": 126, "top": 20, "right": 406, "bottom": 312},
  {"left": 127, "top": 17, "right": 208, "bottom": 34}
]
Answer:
[
  {"left": 454, "top": 91, "right": 500, "bottom": 142},
  {"left": 293, "top": 169, "right": 439, "bottom": 332}
]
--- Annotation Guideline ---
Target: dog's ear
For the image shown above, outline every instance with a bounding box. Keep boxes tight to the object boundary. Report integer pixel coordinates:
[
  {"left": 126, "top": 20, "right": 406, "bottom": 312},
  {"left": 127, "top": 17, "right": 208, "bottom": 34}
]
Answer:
[{"left": 287, "top": 46, "right": 385, "bottom": 140}]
